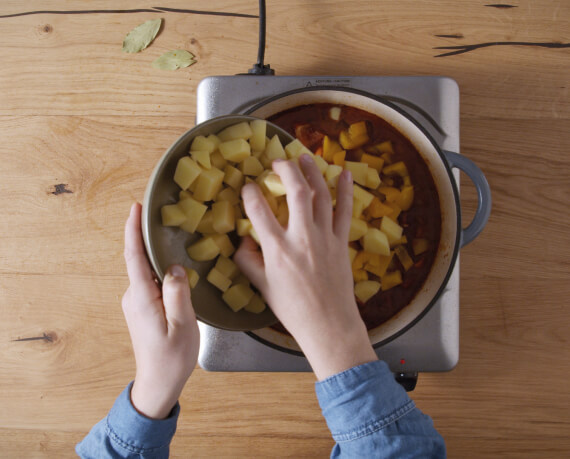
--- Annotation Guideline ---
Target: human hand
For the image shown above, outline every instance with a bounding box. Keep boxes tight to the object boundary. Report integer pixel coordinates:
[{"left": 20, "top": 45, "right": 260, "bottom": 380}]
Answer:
[
  {"left": 121, "top": 203, "right": 200, "bottom": 419},
  {"left": 234, "top": 155, "right": 377, "bottom": 380}
]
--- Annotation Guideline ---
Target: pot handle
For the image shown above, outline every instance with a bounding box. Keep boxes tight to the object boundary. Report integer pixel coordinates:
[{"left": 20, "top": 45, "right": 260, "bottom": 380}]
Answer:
[{"left": 443, "top": 151, "right": 492, "bottom": 247}]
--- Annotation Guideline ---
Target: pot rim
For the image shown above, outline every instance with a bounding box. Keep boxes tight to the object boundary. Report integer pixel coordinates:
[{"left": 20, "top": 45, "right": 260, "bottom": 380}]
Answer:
[{"left": 243, "top": 86, "right": 462, "bottom": 354}]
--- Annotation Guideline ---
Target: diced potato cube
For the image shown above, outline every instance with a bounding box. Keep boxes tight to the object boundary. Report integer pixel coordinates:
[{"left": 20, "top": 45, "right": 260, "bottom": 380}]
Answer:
[
  {"left": 348, "top": 218, "right": 368, "bottom": 241},
  {"left": 174, "top": 156, "right": 201, "bottom": 190},
  {"left": 354, "top": 280, "right": 381, "bottom": 303},
  {"left": 352, "top": 268, "right": 368, "bottom": 282},
  {"left": 349, "top": 121, "right": 368, "bottom": 137},
  {"left": 219, "top": 139, "right": 251, "bottom": 162},
  {"left": 380, "top": 217, "right": 403, "bottom": 244},
  {"left": 378, "top": 186, "right": 401, "bottom": 203},
  {"left": 329, "top": 106, "right": 341, "bottom": 121},
  {"left": 183, "top": 267, "right": 200, "bottom": 288},
  {"left": 191, "top": 150, "right": 211, "bottom": 169},
  {"left": 259, "top": 153, "right": 273, "bottom": 169},
  {"left": 206, "top": 134, "right": 222, "bottom": 149},
  {"left": 339, "top": 122, "right": 369, "bottom": 150},
  {"left": 212, "top": 200, "right": 235, "bottom": 234},
  {"left": 360, "top": 153, "right": 384, "bottom": 171},
  {"left": 179, "top": 190, "right": 192, "bottom": 201},
  {"left": 285, "top": 138, "right": 312, "bottom": 159},
  {"left": 210, "top": 151, "right": 227, "bottom": 169},
  {"left": 397, "top": 186, "right": 414, "bottom": 211},
  {"left": 249, "top": 120, "right": 267, "bottom": 152},
  {"left": 211, "top": 233, "right": 235, "bottom": 257},
  {"left": 244, "top": 293, "right": 266, "bottom": 313},
  {"left": 412, "top": 238, "right": 429, "bottom": 256},
  {"left": 323, "top": 136, "right": 343, "bottom": 162},
  {"left": 383, "top": 161, "right": 409, "bottom": 177},
  {"left": 375, "top": 141, "right": 394, "bottom": 154},
  {"left": 313, "top": 155, "right": 328, "bottom": 174},
  {"left": 215, "top": 256, "right": 240, "bottom": 280},
  {"left": 191, "top": 135, "right": 216, "bottom": 153},
  {"left": 216, "top": 186, "right": 240, "bottom": 205},
  {"left": 365, "top": 168, "right": 381, "bottom": 189},
  {"left": 187, "top": 236, "right": 220, "bottom": 261},
  {"left": 196, "top": 210, "right": 215, "bottom": 234},
  {"left": 264, "top": 134, "right": 287, "bottom": 161},
  {"left": 333, "top": 150, "right": 346, "bottom": 167},
  {"left": 161, "top": 204, "right": 186, "bottom": 226},
  {"left": 344, "top": 161, "right": 368, "bottom": 186},
  {"left": 395, "top": 245, "right": 414, "bottom": 271},
  {"left": 403, "top": 175, "right": 412, "bottom": 187},
  {"left": 193, "top": 166, "right": 225, "bottom": 201},
  {"left": 362, "top": 227, "right": 391, "bottom": 256},
  {"left": 223, "top": 164, "right": 244, "bottom": 190},
  {"left": 352, "top": 198, "right": 366, "bottom": 219},
  {"left": 367, "top": 197, "right": 394, "bottom": 218},
  {"left": 222, "top": 284, "right": 255, "bottom": 312},
  {"left": 386, "top": 202, "right": 402, "bottom": 221},
  {"left": 353, "top": 184, "right": 374, "bottom": 208},
  {"left": 351, "top": 250, "right": 369, "bottom": 270},
  {"left": 207, "top": 267, "right": 232, "bottom": 292},
  {"left": 381, "top": 270, "right": 402, "bottom": 291},
  {"left": 240, "top": 156, "right": 264, "bottom": 177},
  {"left": 178, "top": 197, "right": 208, "bottom": 233},
  {"left": 217, "top": 122, "right": 253, "bottom": 142},
  {"left": 364, "top": 253, "right": 393, "bottom": 278},
  {"left": 325, "top": 164, "right": 343, "bottom": 187},
  {"left": 236, "top": 218, "right": 252, "bottom": 236},
  {"left": 262, "top": 172, "right": 287, "bottom": 197},
  {"left": 390, "top": 235, "right": 408, "bottom": 248}
]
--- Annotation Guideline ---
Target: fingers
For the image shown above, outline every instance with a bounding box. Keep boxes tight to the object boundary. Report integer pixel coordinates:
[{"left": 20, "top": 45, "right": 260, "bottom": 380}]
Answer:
[
  {"left": 333, "top": 170, "right": 353, "bottom": 240},
  {"left": 241, "top": 183, "right": 282, "bottom": 244},
  {"left": 124, "top": 203, "right": 160, "bottom": 298},
  {"left": 272, "top": 159, "right": 313, "bottom": 230},
  {"left": 234, "top": 236, "right": 268, "bottom": 294},
  {"left": 299, "top": 154, "right": 333, "bottom": 227},
  {"left": 162, "top": 265, "right": 196, "bottom": 328}
]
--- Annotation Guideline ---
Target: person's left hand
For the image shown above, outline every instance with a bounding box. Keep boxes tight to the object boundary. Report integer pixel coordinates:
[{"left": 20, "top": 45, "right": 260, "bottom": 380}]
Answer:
[{"left": 121, "top": 203, "right": 200, "bottom": 420}]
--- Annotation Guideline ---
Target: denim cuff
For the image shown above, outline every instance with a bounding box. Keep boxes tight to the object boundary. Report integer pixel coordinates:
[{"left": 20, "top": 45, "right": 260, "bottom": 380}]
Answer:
[
  {"left": 105, "top": 381, "right": 180, "bottom": 454},
  {"left": 315, "top": 360, "right": 414, "bottom": 442}
]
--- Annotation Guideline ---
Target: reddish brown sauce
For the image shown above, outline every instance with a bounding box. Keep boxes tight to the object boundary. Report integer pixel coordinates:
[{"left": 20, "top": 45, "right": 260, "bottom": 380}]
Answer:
[{"left": 268, "top": 103, "right": 441, "bottom": 331}]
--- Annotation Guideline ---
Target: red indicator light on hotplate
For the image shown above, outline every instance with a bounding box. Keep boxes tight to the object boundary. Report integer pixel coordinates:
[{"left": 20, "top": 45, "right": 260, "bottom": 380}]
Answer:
[{"left": 400, "top": 359, "right": 406, "bottom": 365}]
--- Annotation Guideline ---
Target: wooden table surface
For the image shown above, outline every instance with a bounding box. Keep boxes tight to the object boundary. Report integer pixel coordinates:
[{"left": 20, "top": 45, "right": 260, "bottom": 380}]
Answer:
[{"left": 1, "top": 1, "right": 568, "bottom": 457}]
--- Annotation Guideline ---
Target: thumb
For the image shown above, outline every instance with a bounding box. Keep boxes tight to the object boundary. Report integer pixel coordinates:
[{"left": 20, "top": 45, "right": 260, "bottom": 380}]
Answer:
[
  {"left": 162, "top": 265, "right": 195, "bottom": 326},
  {"left": 234, "top": 236, "right": 268, "bottom": 295}
]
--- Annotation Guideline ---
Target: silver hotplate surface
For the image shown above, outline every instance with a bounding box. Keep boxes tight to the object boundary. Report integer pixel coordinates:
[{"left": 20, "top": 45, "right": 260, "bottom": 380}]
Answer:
[{"left": 196, "top": 75, "right": 460, "bottom": 374}]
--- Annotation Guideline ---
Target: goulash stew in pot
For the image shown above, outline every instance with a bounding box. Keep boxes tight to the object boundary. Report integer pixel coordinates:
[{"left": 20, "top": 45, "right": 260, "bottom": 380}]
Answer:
[{"left": 268, "top": 103, "right": 441, "bottom": 330}]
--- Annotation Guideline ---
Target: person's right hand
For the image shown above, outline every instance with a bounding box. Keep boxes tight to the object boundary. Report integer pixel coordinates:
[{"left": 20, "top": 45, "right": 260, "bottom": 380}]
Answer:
[{"left": 234, "top": 155, "right": 377, "bottom": 380}]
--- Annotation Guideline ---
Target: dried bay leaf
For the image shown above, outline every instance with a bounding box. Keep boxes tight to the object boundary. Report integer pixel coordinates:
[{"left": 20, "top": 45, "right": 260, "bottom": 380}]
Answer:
[
  {"left": 152, "top": 50, "right": 196, "bottom": 70},
  {"left": 122, "top": 18, "right": 162, "bottom": 53}
]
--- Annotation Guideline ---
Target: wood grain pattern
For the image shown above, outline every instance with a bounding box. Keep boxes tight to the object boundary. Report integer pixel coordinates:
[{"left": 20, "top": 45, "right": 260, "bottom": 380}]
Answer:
[{"left": 1, "top": 0, "right": 569, "bottom": 457}]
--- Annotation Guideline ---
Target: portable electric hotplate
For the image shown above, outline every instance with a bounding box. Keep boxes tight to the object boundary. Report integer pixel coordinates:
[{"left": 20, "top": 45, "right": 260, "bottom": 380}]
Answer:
[{"left": 196, "top": 74, "right": 461, "bottom": 390}]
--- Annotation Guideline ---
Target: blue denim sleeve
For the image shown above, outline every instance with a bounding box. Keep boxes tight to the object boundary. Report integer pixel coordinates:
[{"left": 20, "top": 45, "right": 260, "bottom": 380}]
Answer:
[
  {"left": 76, "top": 382, "right": 179, "bottom": 459},
  {"left": 315, "top": 360, "right": 446, "bottom": 458}
]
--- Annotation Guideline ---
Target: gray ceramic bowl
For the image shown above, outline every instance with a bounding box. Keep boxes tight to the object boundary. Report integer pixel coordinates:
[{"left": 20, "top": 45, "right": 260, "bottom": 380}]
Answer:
[{"left": 142, "top": 115, "right": 295, "bottom": 331}]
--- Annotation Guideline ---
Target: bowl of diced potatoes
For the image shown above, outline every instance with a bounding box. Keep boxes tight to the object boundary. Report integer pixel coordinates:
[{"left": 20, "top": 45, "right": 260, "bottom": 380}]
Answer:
[{"left": 142, "top": 115, "right": 297, "bottom": 331}]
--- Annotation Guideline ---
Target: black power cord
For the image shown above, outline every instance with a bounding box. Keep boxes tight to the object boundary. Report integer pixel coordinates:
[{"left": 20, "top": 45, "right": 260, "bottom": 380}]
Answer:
[{"left": 248, "top": 0, "right": 275, "bottom": 75}]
